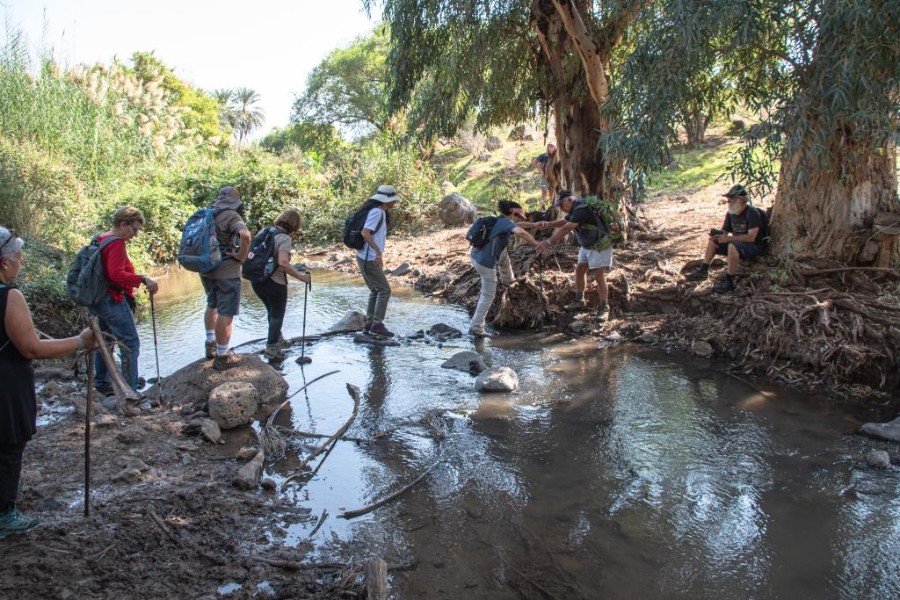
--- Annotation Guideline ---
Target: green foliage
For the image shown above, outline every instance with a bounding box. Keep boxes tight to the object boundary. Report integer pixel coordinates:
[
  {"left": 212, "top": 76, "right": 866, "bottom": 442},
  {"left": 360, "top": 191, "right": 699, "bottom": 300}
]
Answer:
[
  {"left": 260, "top": 122, "right": 345, "bottom": 162},
  {"left": 17, "top": 235, "right": 76, "bottom": 315},
  {"left": 645, "top": 139, "right": 740, "bottom": 196},
  {"left": 292, "top": 28, "right": 390, "bottom": 136}
]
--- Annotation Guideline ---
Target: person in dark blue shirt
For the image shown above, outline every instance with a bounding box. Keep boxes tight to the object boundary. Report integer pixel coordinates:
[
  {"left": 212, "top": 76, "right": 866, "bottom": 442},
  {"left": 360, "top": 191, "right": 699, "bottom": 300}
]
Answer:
[
  {"left": 469, "top": 201, "right": 540, "bottom": 337},
  {"left": 685, "top": 184, "right": 769, "bottom": 292}
]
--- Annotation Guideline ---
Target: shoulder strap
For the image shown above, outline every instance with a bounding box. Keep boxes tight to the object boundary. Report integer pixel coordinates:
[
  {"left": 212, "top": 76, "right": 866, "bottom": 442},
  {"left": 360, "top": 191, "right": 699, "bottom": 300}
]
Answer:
[{"left": 97, "top": 235, "right": 121, "bottom": 250}]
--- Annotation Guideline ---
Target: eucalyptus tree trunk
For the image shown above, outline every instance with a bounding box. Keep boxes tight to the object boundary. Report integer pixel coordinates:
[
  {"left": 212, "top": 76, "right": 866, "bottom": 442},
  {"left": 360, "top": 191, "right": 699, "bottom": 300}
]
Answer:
[
  {"left": 771, "top": 139, "right": 898, "bottom": 266},
  {"left": 683, "top": 109, "right": 708, "bottom": 147}
]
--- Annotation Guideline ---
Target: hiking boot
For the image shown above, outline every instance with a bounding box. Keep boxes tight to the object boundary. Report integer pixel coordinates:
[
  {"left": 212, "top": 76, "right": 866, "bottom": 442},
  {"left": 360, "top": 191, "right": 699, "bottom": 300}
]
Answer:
[
  {"left": 596, "top": 301, "right": 610, "bottom": 322},
  {"left": 263, "top": 345, "right": 285, "bottom": 360},
  {"left": 205, "top": 341, "right": 216, "bottom": 360},
  {"left": 0, "top": 507, "right": 40, "bottom": 540},
  {"left": 213, "top": 351, "right": 243, "bottom": 371},
  {"left": 564, "top": 299, "right": 587, "bottom": 311},
  {"left": 363, "top": 320, "right": 374, "bottom": 333},
  {"left": 713, "top": 276, "right": 735, "bottom": 293},
  {"left": 368, "top": 321, "right": 395, "bottom": 337},
  {"left": 95, "top": 384, "right": 114, "bottom": 397},
  {"left": 469, "top": 327, "right": 495, "bottom": 338},
  {"left": 685, "top": 264, "right": 710, "bottom": 281}
]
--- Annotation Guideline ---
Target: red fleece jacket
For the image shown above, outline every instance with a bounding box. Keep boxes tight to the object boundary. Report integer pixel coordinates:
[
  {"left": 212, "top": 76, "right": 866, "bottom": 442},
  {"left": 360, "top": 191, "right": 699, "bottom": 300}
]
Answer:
[{"left": 98, "top": 233, "right": 141, "bottom": 303}]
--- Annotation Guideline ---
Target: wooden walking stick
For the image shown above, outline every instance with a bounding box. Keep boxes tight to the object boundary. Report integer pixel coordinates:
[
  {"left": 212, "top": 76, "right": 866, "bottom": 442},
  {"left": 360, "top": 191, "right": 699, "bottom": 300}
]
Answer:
[
  {"left": 88, "top": 317, "right": 140, "bottom": 411},
  {"left": 85, "top": 353, "right": 94, "bottom": 517}
]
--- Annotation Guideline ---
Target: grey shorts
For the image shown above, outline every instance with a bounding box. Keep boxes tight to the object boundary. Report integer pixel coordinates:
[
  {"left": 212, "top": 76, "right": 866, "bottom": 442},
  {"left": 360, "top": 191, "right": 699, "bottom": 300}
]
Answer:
[
  {"left": 201, "top": 277, "right": 241, "bottom": 316},
  {"left": 577, "top": 246, "right": 613, "bottom": 271}
]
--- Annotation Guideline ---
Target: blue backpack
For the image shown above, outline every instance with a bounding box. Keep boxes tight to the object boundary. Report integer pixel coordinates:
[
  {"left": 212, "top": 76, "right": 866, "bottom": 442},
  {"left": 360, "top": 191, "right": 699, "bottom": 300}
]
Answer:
[{"left": 177, "top": 208, "right": 225, "bottom": 273}]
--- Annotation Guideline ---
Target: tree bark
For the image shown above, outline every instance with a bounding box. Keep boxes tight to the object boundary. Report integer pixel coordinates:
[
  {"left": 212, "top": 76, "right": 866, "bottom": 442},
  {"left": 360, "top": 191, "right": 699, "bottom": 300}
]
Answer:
[{"left": 771, "top": 138, "right": 898, "bottom": 266}]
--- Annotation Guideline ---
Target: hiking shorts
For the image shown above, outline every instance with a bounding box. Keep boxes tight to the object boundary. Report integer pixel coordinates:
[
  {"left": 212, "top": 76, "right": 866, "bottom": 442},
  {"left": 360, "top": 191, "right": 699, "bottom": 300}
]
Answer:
[
  {"left": 201, "top": 276, "right": 241, "bottom": 317},
  {"left": 577, "top": 246, "right": 613, "bottom": 271},
  {"left": 715, "top": 241, "right": 765, "bottom": 260}
]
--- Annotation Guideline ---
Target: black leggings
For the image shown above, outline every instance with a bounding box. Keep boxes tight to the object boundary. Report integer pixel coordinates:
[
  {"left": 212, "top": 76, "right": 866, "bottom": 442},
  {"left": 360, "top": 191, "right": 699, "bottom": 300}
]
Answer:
[
  {"left": 0, "top": 442, "right": 26, "bottom": 513},
  {"left": 251, "top": 278, "right": 288, "bottom": 345}
]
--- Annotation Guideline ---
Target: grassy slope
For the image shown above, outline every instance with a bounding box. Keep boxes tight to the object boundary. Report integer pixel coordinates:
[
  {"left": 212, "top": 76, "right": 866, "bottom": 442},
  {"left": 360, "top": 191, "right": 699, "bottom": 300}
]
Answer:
[{"left": 433, "top": 127, "right": 745, "bottom": 213}]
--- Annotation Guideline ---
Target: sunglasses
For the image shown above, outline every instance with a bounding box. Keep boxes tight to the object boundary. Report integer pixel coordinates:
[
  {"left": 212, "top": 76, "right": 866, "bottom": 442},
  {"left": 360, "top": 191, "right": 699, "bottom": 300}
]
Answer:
[{"left": 0, "top": 229, "right": 18, "bottom": 254}]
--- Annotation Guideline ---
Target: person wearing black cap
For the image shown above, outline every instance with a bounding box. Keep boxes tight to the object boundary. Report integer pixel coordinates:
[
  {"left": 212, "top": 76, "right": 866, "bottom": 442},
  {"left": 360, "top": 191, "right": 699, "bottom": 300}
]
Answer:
[
  {"left": 357, "top": 185, "right": 399, "bottom": 337},
  {"left": 534, "top": 190, "right": 614, "bottom": 320},
  {"left": 685, "top": 184, "right": 769, "bottom": 292}
]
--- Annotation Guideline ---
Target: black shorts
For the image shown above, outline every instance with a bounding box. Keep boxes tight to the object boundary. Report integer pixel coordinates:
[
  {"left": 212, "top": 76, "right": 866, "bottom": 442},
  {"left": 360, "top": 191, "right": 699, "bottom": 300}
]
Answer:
[{"left": 715, "top": 241, "right": 765, "bottom": 259}]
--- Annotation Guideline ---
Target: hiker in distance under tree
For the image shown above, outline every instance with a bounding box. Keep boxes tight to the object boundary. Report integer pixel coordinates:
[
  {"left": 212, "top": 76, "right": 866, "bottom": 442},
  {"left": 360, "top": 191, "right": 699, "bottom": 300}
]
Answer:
[
  {"left": 467, "top": 201, "right": 540, "bottom": 337},
  {"left": 535, "top": 190, "right": 617, "bottom": 321},
  {"left": 90, "top": 206, "right": 159, "bottom": 395},
  {"left": 0, "top": 227, "right": 99, "bottom": 541},
  {"left": 684, "top": 184, "right": 769, "bottom": 293},
  {"left": 356, "top": 185, "right": 400, "bottom": 337},
  {"left": 246, "top": 209, "right": 311, "bottom": 360}
]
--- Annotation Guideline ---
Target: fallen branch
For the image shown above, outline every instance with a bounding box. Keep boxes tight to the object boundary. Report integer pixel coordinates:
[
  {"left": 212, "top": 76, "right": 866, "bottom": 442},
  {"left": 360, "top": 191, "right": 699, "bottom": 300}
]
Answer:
[
  {"left": 307, "top": 509, "right": 328, "bottom": 539},
  {"left": 802, "top": 266, "right": 900, "bottom": 277},
  {"left": 339, "top": 459, "right": 441, "bottom": 520},
  {"left": 266, "top": 370, "right": 341, "bottom": 428},
  {"left": 248, "top": 556, "right": 348, "bottom": 571},
  {"left": 148, "top": 509, "right": 183, "bottom": 547},
  {"left": 281, "top": 383, "right": 361, "bottom": 490},
  {"left": 89, "top": 317, "right": 140, "bottom": 408}
]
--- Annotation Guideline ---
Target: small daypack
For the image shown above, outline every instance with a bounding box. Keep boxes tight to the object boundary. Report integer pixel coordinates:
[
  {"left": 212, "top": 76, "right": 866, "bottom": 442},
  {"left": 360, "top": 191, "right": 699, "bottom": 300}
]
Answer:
[
  {"left": 582, "top": 196, "right": 626, "bottom": 245},
  {"left": 466, "top": 216, "right": 499, "bottom": 249},
  {"left": 343, "top": 208, "right": 384, "bottom": 250},
  {"left": 242, "top": 226, "right": 283, "bottom": 283},
  {"left": 66, "top": 235, "right": 120, "bottom": 306},
  {"left": 177, "top": 207, "right": 224, "bottom": 273}
]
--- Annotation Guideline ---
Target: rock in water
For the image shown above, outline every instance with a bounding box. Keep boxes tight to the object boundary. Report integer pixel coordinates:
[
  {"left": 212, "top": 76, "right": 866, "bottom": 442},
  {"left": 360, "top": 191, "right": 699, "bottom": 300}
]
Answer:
[
  {"left": 866, "top": 449, "right": 891, "bottom": 469},
  {"left": 692, "top": 340, "right": 714, "bottom": 358},
  {"left": 200, "top": 418, "right": 222, "bottom": 444},
  {"left": 390, "top": 262, "right": 411, "bottom": 276},
  {"left": 325, "top": 310, "right": 367, "bottom": 333},
  {"left": 208, "top": 382, "right": 260, "bottom": 429},
  {"left": 441, "top": 351, "right": 487, "bottom": 375},
  {"left": 353, "top": 333, "right": 401, "bottom": 347},
  {"left": 438, "top": 192, "right": 475, "bottom": 227},
  {"left": 428, "top": 323, "right": 463, "bottom": 339},
  {"left": 859, "top": 417, "right": 900, "bottom": 443},
  {"left": 233, "top": 449, "right": 265, "bottom": 490},
  {"left": 474, "top": 366, "right": 519, "bottom": 393},
  {"left": 165, "top": 355, "right": 287, "bottom": 408}
]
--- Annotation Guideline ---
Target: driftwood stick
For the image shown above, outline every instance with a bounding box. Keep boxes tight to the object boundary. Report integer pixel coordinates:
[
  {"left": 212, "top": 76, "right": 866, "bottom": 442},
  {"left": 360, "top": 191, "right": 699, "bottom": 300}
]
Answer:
[
  {"left": 148, "top": 509, "right": 183, "bottom": 547},
  {"left": 281, "top": 383, "right": 361, "bottom": 491},
  {"left": 232, "top": 334, "right": 322, "bottom": 351},
  {"left": 339, "top": 460, "right": 440, "bottom": 520},
  {"left": 308, "top": 509, "right": 328, "bottom": 539},
  {"left": 247, "top": 556, "right": 347, "bottom": 571},
  {"left": 88, "top": 317, "right": 140, "bottom": 408},
  {"left": 802, "top": 266, "right": 899, "bottom": 276},
  {"left": 84, "top": 353, "right": 93, "bottom": 517},
  {"left": 366, "top": 558, "right": 389, "bottom": 600}
]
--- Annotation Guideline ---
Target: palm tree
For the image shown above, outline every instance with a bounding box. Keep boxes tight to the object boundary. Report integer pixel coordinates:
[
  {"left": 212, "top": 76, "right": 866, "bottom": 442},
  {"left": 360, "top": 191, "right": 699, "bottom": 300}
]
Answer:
[
  {"left": 232, "top": 87, "right": 265, "bottom": 147},
  {"left": 211, "top": 88, "right": 238, "bottom": 131}
]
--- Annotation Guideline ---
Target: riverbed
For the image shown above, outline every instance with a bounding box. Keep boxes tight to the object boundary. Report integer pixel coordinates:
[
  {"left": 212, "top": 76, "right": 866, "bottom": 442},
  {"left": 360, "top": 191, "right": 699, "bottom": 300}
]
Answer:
[{"left": 136, "top": 267, "right": 900, "bottom": 599}]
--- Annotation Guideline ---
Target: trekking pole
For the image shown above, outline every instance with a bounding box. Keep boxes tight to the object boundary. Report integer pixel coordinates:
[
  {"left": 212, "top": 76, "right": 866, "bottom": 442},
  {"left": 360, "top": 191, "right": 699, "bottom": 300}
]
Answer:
[
  {"left": 297, "top": 278, "right": 312, "bottom": 365},
  {"left": 85, "top": 353, "right": 94, "bottom": 517},
  {"left": 149, "top": 292, "right": 163, "bottom": 402}
]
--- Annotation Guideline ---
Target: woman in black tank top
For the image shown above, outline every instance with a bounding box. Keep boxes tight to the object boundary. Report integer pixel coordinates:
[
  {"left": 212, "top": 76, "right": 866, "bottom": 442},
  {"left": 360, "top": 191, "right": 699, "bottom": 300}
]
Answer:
[{"left": 0, "top": 227, "right": 98, "bottom": 540}]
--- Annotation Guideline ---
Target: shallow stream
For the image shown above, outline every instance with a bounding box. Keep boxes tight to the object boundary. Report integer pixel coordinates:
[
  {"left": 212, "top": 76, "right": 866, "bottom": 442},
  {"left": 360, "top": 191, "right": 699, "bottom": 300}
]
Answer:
[{"left": 137, "top": 267, "right": 900, "bottom": 599}]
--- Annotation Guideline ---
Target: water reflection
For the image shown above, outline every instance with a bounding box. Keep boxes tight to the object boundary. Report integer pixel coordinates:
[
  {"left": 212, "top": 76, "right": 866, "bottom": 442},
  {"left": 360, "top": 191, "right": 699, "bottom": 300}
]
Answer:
[{"left": 139, "top": 267, "right": 900, "bottom": 599}]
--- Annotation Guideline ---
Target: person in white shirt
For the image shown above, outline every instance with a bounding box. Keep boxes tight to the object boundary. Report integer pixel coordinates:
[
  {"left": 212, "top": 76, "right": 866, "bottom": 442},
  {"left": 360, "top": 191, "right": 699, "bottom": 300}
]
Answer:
[{"left": 356, "top": 185, "right": 399, "bottom": 337}]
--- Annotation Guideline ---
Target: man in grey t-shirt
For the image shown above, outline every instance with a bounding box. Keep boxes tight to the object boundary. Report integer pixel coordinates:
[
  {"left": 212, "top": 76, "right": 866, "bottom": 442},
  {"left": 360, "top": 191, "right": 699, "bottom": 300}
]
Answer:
[{"left": 201, "top": 186, "right": 251, "bottom": 370}]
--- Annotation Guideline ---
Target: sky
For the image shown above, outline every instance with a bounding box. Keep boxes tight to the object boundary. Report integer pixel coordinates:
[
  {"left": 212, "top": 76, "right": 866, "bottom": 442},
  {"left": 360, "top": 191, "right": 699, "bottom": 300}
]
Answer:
[{"left": 1, "top": 0, "right": 378, "bottom": 136}]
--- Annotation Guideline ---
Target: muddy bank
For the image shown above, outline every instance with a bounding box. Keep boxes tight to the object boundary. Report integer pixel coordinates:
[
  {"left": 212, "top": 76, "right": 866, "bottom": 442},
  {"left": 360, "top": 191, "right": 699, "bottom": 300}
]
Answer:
[{"left": 317, "top": 189, "right": 900, "bottom": 402}]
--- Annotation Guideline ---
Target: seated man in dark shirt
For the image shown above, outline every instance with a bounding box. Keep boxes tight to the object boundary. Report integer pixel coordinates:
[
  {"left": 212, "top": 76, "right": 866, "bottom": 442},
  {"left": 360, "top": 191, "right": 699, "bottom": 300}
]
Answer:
[{"left": 685, "top": 184, "right": 769, "bottom": 293}]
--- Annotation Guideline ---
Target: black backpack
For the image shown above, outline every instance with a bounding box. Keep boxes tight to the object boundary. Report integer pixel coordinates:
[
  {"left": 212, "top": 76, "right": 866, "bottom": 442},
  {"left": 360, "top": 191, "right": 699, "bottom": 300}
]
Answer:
[
  {"left": 66, "top": 235, "right": 121, "bottom": 306},
  {"left": 466, "top": 216, "right": 499, "bottom": 249},
  {"left": 343, "top": 208, "right": 384, "bottom": 250},
  {"left": 242, "top": 227, "right": 283, "bottom": 283}
]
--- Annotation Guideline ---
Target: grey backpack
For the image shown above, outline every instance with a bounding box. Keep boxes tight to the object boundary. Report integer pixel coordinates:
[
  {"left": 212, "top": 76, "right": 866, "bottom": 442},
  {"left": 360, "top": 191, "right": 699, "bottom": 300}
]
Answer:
[{"left": 66, "top": 235, "right": 120, "bottom": 306}]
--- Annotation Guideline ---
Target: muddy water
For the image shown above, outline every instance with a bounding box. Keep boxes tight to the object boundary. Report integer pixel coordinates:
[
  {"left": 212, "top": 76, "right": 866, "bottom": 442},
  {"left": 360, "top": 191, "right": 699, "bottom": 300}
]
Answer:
[{"left": 138, "top": 267, "right": 900, "bottom": 599}]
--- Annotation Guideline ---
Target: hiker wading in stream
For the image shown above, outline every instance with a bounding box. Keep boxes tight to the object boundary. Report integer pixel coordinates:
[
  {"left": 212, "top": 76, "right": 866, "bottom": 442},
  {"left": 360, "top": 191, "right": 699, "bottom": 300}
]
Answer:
[
  {"left": 468, "top": 201, "right": 540, "bottom": 337},
  {"left": 249, "top": 209, "right": 311, "bottom": 360},
  {"left": 356, "top": 185, "right": 399, "bottom": 337},
  {"left": 91, "top": 206, "right": 159, "bottom": 395},
  {"left": 201, "top": 187, "right": 252, "bottom": 370},
  {"left": 535, "top": 190, "right": 615, "bottom": 321},
  {"left": 0, "top": 227, "right": 99, "bottom": 540}
]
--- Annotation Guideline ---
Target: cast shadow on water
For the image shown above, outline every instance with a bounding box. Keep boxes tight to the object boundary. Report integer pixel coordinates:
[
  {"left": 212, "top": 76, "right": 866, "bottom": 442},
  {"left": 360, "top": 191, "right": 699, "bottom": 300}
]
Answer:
[{"left": 138, "top": 267, "right": 900, "bottom": 599}]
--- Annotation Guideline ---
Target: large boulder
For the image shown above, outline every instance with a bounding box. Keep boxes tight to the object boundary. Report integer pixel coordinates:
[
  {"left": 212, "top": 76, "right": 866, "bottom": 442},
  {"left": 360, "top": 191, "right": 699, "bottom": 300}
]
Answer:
[
  {"left": 438, "top": 192, "right": 476, "bottom": 227},
  {"left": 859, "top": 417, "right": 900, "bottom": 443},
  {"left": 208, "top": 382, "right": 260, "bottom": 429},
  {"left": 484, "top": 136, "right": 502, "bottom": 151},
  {"left": 325, "top": 310, "right": 367, "bottom": 333},
  {"left": 474, "top": 366, "right": 519, "bottom": 393},
  {"left": 441, "top": 351, "right": 487, "bottom": 375},
  {"left": 163, "top": 354, "right": 287, "bottom": 409}
]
